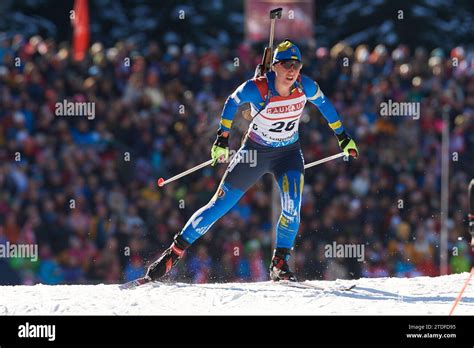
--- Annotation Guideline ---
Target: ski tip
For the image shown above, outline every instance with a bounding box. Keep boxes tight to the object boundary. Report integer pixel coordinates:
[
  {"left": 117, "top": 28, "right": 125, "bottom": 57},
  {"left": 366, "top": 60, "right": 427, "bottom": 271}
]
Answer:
[{"left": 157, "top": 178, "right": 165, "bottom": 187}]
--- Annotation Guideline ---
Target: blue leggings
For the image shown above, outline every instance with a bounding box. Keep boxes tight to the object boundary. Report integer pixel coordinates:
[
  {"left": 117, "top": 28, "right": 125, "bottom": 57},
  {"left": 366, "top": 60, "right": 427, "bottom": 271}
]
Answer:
[{"left": 178, "top": 138, "right": 304, "bottom": 249}]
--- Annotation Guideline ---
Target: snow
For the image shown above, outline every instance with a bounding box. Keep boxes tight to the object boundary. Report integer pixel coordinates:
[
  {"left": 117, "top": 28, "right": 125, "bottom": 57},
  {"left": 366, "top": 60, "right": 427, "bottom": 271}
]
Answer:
[{"left": 0, "top": 273, "right": 472, "bottom": 315}]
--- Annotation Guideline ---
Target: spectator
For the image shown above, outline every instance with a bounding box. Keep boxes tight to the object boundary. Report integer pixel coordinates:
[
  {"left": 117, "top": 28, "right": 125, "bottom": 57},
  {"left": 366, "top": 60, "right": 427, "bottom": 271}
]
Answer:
[{"left": 0, "top": 34, "right": 472, "bottom": 285}]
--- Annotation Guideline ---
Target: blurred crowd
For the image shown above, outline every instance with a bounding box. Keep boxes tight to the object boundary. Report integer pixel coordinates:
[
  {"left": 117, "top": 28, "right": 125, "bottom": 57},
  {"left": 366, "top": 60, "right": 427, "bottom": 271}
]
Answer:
[{"left": 0, "top": 32, "right": 473, "bottom": 285}]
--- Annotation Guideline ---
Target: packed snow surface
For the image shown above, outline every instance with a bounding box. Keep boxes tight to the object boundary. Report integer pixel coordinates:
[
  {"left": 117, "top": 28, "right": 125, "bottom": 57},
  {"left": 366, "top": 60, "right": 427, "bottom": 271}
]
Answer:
[{"left": 1, "top": 274, "right": 472, "bottom": 315}]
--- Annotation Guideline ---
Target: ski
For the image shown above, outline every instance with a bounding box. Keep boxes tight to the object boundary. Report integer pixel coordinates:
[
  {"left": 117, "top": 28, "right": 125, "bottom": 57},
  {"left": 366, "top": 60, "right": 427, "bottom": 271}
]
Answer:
[
  {"left": 278, "top": 281, "right": 356, "bottom": 292},
  {"left": 119, "top": 277, "right": 152, "bottom": 290},
  {"left": 119, "top": 278, "right": 356, "bottom": 292}
]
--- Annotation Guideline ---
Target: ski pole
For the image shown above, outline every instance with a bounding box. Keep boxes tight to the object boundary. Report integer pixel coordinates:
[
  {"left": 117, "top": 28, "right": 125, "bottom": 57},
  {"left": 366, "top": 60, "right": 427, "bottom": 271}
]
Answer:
[
  {"left": 157, "top": 159, "right": 213, "bottom": 187},
  {"left": 304, "top": 150, "right": 356, "bottom": 170},
  {"left": 158, "top": 151, "right": 356, "bottom": 187}
]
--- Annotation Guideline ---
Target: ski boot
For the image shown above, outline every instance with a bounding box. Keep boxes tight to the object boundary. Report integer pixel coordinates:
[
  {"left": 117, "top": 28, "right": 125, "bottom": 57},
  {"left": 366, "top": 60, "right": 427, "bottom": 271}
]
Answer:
[
  {"left": 269, "top": 248, "right": 297, "bottom": 282},
  {"left": 146, "top": 234, "right": 190, "bottom": 281}
]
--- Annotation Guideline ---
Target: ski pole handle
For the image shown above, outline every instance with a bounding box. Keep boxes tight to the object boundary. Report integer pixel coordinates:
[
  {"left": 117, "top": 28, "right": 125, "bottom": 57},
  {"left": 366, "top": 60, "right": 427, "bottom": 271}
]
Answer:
[{"left": 157, "top": 159, "right": 214, "bottom": 187}]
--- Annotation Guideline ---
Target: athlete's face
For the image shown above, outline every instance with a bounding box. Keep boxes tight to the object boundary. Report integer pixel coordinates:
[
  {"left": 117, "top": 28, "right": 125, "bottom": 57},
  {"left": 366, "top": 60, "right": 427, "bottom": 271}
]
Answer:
[{"left": 273, "top": 60, "right": 303, "bottom": 88}]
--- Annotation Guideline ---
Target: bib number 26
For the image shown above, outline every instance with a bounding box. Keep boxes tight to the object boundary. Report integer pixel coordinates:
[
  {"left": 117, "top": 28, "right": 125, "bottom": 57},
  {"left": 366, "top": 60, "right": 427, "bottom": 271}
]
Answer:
[{"left": 269, "top": 120, "right": 297, "bottom": 132}]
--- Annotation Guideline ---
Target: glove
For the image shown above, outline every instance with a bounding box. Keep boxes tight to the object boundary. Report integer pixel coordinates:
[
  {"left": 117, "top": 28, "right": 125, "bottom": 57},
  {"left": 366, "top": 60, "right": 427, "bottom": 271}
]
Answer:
[
  {"left": 336, "top": 131, "right": 358, "bottom": 158},
  {"left": 211, "top": 130, "right": 229, "bottom": 166}
]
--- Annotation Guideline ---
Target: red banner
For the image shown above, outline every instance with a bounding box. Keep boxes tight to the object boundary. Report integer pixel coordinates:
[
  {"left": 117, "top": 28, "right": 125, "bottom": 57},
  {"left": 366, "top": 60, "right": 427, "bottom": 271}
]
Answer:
[
  {"left": 72, "top": 0, "right": 90, "bottom": 61},
  {"left": 245, "top": 0, "right": 314, "bottom": 43}
]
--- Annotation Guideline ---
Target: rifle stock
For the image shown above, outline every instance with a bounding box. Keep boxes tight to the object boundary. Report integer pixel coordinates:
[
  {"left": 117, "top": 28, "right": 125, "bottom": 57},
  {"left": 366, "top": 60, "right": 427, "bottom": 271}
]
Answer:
[
  {"left": 241, "top": 8, "right": 282, "bottom": 121},
  {"left": 261, "top": 46, "right": 272, "bottom": 74}
]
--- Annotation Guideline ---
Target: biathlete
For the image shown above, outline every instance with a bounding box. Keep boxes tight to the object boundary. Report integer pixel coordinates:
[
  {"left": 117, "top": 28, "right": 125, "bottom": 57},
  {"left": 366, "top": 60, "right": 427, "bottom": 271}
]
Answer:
[{"left": 146, "top": 40, "right": 359, "bottom": 282}]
